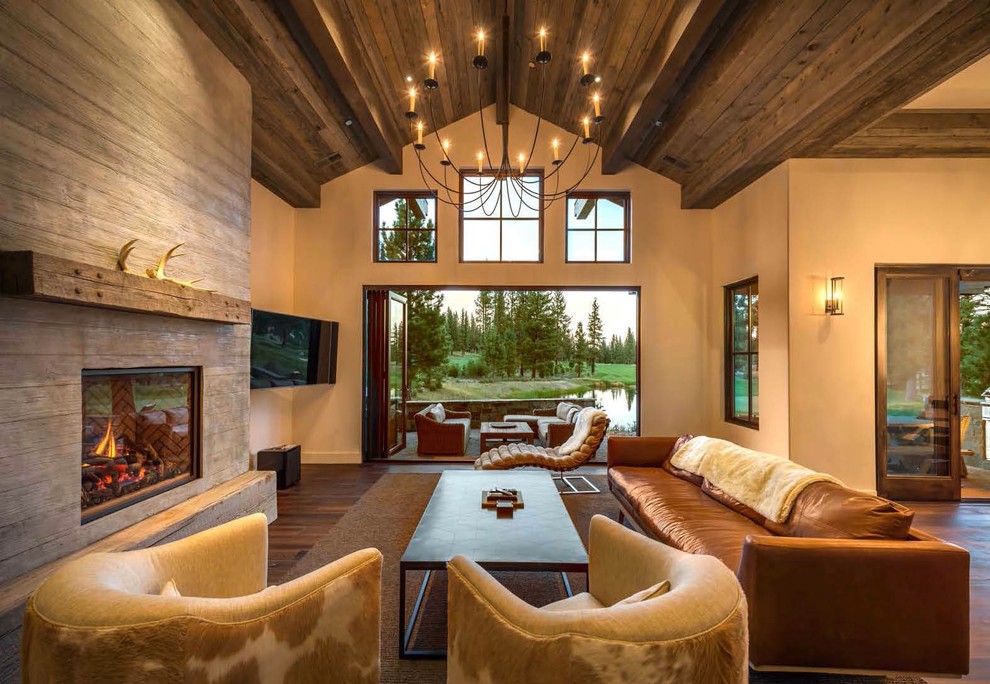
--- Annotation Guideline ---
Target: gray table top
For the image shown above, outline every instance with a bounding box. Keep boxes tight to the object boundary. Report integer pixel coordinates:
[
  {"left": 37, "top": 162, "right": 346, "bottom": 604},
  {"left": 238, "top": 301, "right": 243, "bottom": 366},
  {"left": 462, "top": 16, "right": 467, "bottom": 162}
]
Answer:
[{"left": 400, "top": 471, "right": 589, "bottom": 571}]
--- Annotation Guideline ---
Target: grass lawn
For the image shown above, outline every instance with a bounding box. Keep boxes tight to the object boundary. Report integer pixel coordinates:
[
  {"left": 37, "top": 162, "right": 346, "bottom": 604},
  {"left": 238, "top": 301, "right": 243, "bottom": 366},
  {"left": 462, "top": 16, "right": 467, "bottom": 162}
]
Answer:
[{"left": 413, "top": 359, "right": 636, "bottom": 401}]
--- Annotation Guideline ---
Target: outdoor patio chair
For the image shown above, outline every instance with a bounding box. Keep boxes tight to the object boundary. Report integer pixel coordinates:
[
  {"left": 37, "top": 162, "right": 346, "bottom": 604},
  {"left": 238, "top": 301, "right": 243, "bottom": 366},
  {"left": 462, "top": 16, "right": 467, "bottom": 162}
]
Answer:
[{"left": 474, "top": 407, "right": 609, "bottom": 493}]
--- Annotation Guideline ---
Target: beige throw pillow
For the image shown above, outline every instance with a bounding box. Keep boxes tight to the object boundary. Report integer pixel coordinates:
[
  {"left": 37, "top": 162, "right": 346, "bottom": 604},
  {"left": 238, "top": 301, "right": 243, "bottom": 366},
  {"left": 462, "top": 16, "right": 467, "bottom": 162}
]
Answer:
[
  {"left": 430, "top": 403, "right": 446, "bottom": 423},
  {"left": 160, "top": 579, "right": 181, "bottom": 597},
  {"left": 615, "top": 580, "right": 671, "bottom": 606}
]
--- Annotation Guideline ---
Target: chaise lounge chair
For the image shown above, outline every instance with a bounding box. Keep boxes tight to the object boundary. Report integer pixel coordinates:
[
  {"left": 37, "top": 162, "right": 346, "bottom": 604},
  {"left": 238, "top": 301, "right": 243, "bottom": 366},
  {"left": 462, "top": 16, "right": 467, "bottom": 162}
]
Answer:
[{"left": 475, "top": 407, "right": 609, "bottom": 493}]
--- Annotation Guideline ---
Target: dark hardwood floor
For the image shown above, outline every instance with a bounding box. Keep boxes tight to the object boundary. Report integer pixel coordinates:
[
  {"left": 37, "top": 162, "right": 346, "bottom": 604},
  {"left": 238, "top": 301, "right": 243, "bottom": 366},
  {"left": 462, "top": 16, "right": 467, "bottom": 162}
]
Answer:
[{"left": 269, "top": 464, "right": 990, "bottom": 682}]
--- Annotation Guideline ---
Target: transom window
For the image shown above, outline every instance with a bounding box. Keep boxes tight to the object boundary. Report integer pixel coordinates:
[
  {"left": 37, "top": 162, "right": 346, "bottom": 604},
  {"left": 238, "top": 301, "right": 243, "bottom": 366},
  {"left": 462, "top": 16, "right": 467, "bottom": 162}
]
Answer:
[
  {"left": 374, "top": 191, "right": 437, "bottom": 262},
  {"left": 460, "top": 173, "right": 543, "bottom": 262},
  {"left": 566, "top": 192, "right": 630, "bottom": 263},
  {"left": 725, "top": 277, "right": 759, "bottom": 428}
]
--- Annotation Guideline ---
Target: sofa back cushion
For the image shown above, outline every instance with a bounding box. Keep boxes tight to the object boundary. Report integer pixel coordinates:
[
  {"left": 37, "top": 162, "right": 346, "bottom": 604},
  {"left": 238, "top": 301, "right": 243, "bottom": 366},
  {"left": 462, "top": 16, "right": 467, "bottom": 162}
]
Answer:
[
  {"left": 431, "top": 403, "right": 446, "bottom": 423},
  {"left": 556, "top": 402, "right": 580, "bottom": 421},
  {"left": 661, "top": 434, "right": 702, "bottom": 485},
  {"left": 764, "top": 482, "right": 915, "bottom": 540}
]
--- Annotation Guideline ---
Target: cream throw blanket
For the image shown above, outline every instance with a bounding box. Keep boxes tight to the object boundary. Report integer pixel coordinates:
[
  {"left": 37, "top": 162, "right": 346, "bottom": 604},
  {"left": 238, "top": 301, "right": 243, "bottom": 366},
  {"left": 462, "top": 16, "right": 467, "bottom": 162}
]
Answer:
[{"left": 669, "top": 436, "right": 843, "bottom": 523}]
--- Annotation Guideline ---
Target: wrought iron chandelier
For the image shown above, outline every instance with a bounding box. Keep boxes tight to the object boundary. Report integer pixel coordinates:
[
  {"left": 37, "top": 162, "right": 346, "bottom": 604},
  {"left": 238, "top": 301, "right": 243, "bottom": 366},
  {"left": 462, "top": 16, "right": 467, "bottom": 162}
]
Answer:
[{"left": 403, "top": 6, "right": 606, "bottom": 216}]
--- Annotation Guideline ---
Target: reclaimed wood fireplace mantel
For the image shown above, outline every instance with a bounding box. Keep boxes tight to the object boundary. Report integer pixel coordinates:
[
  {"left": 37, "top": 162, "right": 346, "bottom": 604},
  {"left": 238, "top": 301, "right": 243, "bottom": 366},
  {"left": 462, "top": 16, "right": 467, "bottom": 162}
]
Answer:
[{"left": 0, "top": 251, "right": 250, "bottom": 325}]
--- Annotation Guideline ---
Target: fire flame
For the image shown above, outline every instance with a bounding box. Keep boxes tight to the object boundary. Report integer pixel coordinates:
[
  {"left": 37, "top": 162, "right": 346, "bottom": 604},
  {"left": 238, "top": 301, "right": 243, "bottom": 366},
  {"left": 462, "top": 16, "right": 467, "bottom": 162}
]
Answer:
[{"left": 93, "top": 419, "right": 117, "bottom": 459}]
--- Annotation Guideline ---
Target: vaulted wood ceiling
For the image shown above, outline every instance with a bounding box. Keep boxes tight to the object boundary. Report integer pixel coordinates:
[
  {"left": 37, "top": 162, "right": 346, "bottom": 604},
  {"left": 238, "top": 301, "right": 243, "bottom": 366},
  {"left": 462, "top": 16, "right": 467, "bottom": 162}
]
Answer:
[{"left": 180, "top": 0, "right": 990, "bottom": 209}]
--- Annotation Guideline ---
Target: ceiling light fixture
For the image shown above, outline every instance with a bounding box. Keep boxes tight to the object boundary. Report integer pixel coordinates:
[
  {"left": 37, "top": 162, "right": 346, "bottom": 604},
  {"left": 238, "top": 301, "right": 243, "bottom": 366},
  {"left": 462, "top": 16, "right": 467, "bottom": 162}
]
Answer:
[{"left": 403, "top": 2, "right": 604, "bottom": 214}]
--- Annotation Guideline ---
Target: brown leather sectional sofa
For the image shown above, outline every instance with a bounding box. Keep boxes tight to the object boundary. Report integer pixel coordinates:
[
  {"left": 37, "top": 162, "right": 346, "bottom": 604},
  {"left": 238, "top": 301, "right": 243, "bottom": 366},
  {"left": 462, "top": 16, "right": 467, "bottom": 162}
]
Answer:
[{"left": 607, "top": 436, "right": 970, "bottom": 677}]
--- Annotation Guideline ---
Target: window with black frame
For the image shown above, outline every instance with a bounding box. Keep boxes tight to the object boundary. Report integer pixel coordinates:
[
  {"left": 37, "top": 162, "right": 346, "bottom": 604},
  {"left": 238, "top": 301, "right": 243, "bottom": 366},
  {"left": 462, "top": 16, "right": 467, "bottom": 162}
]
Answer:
[
  {"left": 374, "top": 191, "right": 438, "bottom": 262},
  {"left": 725, "top": 277, "right": 759, "bottom": 428},
  {"left": 460, "top": 173, "right": 542, "bottom": 262},
  {"left": 565, "top": 192, "right": 630, "bottom": 263}
]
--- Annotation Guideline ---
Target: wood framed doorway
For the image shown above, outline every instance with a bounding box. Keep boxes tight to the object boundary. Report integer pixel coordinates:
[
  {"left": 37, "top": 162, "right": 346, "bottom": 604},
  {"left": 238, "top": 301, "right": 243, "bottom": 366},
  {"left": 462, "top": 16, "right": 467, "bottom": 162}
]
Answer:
[{"left": 876, "top": 265, "right": 990, "bottom": 501}]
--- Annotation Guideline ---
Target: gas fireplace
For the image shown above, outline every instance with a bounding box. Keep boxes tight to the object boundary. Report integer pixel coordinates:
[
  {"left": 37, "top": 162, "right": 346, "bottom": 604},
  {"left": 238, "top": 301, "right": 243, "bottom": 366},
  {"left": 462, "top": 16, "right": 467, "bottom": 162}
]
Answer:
[{"left": 81, "top": 368, "right": 200, "bottom": 522}]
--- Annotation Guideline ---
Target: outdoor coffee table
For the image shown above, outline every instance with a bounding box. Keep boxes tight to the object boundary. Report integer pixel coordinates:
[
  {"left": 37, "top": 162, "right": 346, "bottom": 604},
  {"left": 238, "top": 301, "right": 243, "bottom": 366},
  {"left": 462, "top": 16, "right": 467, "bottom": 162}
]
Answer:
[
  {"left": 479, "top": 420, "right": 534, "bottom": 452},
  {"left": 399, "top": 470, "right": 588, "bottom": 658}
]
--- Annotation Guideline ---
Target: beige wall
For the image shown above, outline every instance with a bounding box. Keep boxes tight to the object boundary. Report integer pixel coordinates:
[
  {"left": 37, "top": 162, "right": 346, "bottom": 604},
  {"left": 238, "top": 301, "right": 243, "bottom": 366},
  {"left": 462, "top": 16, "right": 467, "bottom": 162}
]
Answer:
[
  {"left": 707, "top": 165, "right": 789, "bottom": 456},
  {"left": 249, "top": 180, "right": 296, "bottom": 458},
  {"left": 787, "top": 158, "right": 990, "bottom": 491},
  {"left": 292, "top": 105, "right": 711, "bottom": 463}
]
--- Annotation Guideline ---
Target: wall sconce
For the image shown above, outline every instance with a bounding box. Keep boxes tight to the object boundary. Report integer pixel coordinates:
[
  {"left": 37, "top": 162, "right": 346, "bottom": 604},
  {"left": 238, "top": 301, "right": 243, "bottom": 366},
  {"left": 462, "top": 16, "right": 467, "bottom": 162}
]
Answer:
[{"left": 826, "top": 276, "right": 844, "bottom": 316}]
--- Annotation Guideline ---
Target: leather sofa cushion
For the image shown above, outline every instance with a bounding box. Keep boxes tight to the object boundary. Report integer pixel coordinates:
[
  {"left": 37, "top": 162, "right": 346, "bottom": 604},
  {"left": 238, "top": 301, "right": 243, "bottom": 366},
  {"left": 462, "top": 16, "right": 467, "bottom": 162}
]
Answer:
[
  {"left": 764, "top": 482, "right": 915, "bottom": 540},
  {"left": 702, "top": 480, "right": 766, "bottom": 527},
  {"left": 610, "top": 467, "right": 765, "bottom": 572}
]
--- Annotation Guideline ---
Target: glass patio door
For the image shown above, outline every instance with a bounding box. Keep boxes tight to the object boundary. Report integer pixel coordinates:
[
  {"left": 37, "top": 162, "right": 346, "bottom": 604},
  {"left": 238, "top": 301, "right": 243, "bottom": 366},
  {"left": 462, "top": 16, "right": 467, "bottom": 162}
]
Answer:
[
  {"left": 364, "top": 290, "right": 408, "bottom": 460},
  {"left": 387, "top": 293, "right": 408, "bottom": 455},
  {"left": 876, "top": 269, "right": 960, "bottom": 500}
]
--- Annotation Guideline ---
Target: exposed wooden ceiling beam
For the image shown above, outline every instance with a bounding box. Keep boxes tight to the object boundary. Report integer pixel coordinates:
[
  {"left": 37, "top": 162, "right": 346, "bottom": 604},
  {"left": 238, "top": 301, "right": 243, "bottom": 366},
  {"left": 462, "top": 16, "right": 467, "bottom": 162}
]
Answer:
[
  {"left": 600, "top": 0, "right": 731, "bottom": 175},
  {"left": 679, "top": 0, "right": 990, "bottom": 208},
  {"left": 819, "top": 109, "right": 990, "bottom": 158},
  {"left": 288, "top": 0, "right": 405, "bottom": 174}
]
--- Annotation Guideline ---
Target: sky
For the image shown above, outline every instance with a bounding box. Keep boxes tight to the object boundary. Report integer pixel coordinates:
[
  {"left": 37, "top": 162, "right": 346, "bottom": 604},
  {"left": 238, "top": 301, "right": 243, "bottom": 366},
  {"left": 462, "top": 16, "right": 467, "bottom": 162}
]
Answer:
[{"left": 440, "top": 289, "right": 638, "bottom": 340}]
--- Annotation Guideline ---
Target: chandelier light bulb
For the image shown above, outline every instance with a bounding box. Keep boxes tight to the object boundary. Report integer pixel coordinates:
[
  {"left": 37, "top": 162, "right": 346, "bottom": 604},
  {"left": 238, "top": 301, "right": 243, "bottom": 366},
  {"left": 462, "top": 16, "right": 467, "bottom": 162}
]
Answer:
[
  {"left": 581, "top": 52, "right": 590, "bottom": 75},
  {"left": 476, "top": 30, "right": 485, "bottom": 56},
  {"left": 416, "top": 121, "right": 424, "bottom": 146},
  {"left": 593, "top": 92, "right": 601, "bottom": 117},
  {"left": 428, "top": 52, "right": 437, "bottom": 80},
  {"left": 517, "top": 152, "right": 526, "bottom": 174},
  {"left": 476, "top": 151, "right": 484, "bottom": 173},
  {"left": 442, "top": 138, "right": 451, "bottom": 152},
  {"left": 538, "top": 27, "right": 547, "bottom": 52},
  {"left": 582, "top": 116, "right": 591, "bottom": 140},
  {"left": 551, "top": 137, "right": 560, "bottom": 161},
  {"left": 408, "top": 87, "right": 416, "bottom": 113}
]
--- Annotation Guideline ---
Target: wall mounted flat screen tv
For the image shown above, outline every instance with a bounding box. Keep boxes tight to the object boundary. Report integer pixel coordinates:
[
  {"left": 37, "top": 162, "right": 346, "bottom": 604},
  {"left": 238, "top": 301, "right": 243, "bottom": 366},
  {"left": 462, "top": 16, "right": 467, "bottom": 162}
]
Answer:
[{"left": 250, "top": 309, "right": 338, "bottom": 389}]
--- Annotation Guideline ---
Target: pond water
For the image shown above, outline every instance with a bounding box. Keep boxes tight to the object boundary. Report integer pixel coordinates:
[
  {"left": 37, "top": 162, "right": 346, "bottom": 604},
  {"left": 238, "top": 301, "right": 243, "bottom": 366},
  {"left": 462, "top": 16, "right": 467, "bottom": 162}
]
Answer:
[{"left": 565, "top": 387, "right": 638, "bottom": 432}]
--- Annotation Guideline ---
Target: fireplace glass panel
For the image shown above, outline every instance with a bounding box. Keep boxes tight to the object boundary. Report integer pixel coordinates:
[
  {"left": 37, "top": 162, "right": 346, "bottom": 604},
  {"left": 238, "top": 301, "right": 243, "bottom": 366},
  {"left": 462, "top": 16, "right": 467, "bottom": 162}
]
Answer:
[{"left": 81, "top": 368, "right": 199, "bottom": 521}]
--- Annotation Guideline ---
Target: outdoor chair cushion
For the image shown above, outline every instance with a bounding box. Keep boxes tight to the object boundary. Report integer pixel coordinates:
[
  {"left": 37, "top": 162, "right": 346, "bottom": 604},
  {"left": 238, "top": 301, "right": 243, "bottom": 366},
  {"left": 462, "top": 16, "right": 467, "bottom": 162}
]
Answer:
[{"left": 536, "top": 417, "right": 567, "bottom": 442}]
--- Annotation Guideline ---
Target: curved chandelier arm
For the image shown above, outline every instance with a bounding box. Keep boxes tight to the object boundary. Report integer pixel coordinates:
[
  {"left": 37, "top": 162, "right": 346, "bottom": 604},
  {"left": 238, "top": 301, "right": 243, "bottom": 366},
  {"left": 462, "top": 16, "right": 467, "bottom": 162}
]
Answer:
[{"left": 415, "top": 146, "right": 504, "bottom": 212}]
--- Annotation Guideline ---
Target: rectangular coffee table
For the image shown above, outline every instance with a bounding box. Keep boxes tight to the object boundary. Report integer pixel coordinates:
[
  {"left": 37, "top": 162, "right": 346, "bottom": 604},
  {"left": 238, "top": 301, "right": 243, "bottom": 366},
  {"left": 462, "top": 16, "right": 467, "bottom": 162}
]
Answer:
[
  {"left": 479, "top": 421, "right": 534, "bottom": 452},
  {"left": 399, "top": 470, "right": 588, "bottom": 658}
]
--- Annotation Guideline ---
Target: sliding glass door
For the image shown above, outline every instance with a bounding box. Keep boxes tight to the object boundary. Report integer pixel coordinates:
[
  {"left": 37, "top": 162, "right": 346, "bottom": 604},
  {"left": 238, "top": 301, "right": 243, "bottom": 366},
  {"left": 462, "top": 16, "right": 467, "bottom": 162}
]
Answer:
[{"left": 876, "top": 268, "right": 960, "bottom": 500}]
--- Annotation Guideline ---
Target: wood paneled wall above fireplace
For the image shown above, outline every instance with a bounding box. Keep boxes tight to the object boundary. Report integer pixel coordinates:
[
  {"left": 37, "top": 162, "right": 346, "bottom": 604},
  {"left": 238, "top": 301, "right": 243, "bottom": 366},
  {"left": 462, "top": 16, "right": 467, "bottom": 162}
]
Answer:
[{"left": 0, "top": 0, "right": 255, "bottom": 586}]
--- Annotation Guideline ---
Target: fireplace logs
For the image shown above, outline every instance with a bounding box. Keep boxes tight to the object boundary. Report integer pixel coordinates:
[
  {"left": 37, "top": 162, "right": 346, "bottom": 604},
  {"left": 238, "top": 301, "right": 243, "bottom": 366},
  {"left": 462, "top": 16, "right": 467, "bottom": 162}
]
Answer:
[{"left": 81, "top": 368, "right": 199, "bottom": 521}]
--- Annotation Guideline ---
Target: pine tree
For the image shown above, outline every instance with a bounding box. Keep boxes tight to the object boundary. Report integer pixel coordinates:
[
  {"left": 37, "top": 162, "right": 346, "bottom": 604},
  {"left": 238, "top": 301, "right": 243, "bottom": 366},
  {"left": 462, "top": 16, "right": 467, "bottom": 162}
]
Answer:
[
  {"left": 378, "top": 199, "right": 436, "bottom": 261},
  {"left": 587, "top": 297, "right": 605, "bottom": 374},
  {"left": 573, "top": 322, "right": 587, "bottom": 376},
  {"left": 459, "top": 310, "right": 470, "bottom": 353},
  {"left": 551, "top": 291, "right": 571, "bottom": 374},
  {"left": 406, "top": 290, "right": 451, "bottom": 390},
  {"left": 623, "top": 327, "right": 637, "bottom": 364}
]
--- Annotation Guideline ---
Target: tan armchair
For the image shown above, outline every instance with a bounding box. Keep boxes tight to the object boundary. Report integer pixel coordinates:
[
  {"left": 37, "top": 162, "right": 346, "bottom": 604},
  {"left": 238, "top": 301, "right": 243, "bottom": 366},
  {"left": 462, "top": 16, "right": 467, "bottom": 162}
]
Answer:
[
  {"left": 22, "top": 514, "right": 382, "bottom": 683},
  {"left": 446, "top": 515, "right": 748, "bottom": 683}
]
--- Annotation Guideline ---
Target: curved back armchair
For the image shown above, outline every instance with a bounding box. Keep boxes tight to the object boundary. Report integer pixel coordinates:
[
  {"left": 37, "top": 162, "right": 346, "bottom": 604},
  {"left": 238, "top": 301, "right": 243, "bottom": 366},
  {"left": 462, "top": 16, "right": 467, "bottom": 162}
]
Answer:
[
  {"left": 447, "top": 515, "right": 748, "bottom": 683},
  {"left": 22, "top": 514, "right": 382, "bottom": 684},
  {"left": 447, "top": 516, "right": 749, "bottom": 684}
]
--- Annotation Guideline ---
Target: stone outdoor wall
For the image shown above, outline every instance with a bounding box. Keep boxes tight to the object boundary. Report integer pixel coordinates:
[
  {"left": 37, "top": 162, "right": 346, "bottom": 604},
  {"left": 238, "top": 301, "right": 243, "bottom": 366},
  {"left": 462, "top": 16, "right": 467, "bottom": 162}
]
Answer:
[{"left": 406, "top": 398, "right": 595, "bottom": 430}]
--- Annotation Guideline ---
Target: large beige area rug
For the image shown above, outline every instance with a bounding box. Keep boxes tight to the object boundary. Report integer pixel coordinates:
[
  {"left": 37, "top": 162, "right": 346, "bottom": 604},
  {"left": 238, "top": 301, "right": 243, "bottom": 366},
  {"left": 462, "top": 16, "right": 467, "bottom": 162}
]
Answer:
[{"left": 286, "top": 473, "right": 925, "bottom": 684}]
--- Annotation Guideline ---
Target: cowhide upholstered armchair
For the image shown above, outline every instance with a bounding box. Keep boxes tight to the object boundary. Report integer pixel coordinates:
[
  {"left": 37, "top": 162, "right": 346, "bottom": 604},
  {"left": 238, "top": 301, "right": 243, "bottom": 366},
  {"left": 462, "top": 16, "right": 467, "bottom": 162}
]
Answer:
[
  {"left": 446, "top": 515, "right": 749, "bottom": 684},
  {"left": 475, "top": 407, "right": 609, "bottom": 493},
  {"left": 22, "top": 514, "right": 382, "bottom": 684}
]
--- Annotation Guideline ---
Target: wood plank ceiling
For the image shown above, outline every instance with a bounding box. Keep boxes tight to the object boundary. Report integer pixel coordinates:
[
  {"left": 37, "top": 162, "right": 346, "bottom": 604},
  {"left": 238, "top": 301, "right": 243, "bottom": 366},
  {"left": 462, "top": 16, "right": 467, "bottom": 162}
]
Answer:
[{"left": 180, "top": 0, "right": 990, "bottom": 209}]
